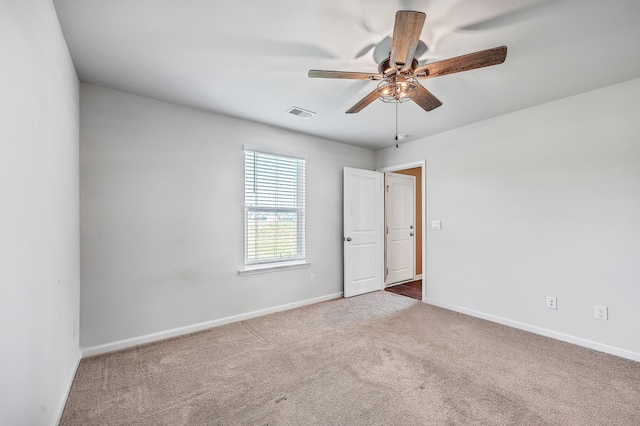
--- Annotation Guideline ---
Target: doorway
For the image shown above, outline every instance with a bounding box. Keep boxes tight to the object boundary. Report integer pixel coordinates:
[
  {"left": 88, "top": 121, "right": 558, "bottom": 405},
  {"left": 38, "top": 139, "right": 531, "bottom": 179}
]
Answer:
[
  {"left": 385, "top": 172, "right": 416, "bottom": 285},
  {"left": 380, "top": 162, "right": 424, "bottom": 301},
  {"left": 342, "top": 161, "right": 425, "bottom": 301}
]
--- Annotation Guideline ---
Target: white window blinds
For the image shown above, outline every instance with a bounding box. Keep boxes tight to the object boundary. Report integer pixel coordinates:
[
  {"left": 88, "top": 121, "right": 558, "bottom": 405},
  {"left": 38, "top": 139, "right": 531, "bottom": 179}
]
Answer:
[{"left": 244, "top": 150, "right": 306, "bottom": 264}]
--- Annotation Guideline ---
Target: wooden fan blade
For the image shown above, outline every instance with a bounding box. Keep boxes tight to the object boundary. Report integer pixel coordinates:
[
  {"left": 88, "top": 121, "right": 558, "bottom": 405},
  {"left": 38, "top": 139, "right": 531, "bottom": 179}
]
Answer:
[
  {"left": 412, "top": 84, "right": 443, "bottom": 112},
  {"left": 415, "top": 46, "right": 507, "bottom": 79},
  {"left": 390, "top": 11, "right": 426, "bottom": 72},
  {"left": 346, "top": 89, "right": 379, "bottom": 114},
  {"left": 308, "top": 70, "right": 382, "bottom": 80}
]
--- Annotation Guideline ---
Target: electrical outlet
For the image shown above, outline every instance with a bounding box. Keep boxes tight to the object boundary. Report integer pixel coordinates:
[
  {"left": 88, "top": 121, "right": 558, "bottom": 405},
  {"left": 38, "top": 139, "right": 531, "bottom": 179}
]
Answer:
[
  {"left": 594, "top": 305, "right": 608, "bottom": 320},
  {"left": 309, "top": 273, "right": 315, "bottom": 284},
  {"left": 546, "top": 296, "right": 557, "bottom": 310}
]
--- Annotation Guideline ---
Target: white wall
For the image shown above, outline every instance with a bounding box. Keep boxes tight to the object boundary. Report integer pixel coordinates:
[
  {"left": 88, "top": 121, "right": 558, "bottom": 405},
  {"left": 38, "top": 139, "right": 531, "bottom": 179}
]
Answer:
[
  {"left": 0, "top": 1, "right": 80, "bottom": 425},
  {"left": 377, "top": 78, "right": 640, "bottom": 360},
  {"left": 79, "top": 84, "right": 376, "bottom": 352}
]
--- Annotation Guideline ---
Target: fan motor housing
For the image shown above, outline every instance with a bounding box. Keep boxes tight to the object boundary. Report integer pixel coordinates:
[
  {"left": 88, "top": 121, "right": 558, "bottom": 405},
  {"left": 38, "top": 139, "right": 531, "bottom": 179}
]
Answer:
[{"left": 379, "top": 57, "right": 419, "bottom": 76}]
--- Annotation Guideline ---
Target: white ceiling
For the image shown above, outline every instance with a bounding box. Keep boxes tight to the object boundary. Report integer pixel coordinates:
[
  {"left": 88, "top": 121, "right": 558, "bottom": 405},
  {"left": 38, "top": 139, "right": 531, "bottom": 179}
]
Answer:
[{"left": 53, "top": 0, "right": 640, "bottom": 150}]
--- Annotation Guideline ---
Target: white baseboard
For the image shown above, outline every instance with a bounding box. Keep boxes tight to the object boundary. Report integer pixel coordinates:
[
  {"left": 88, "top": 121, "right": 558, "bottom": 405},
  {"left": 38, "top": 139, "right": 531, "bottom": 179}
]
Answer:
[
  {"left": 53, "top": 348, "right": 82, "bottom": 426},
  {"left": 425, "top": 298, "right": 640, "bottom": 363},
  {"left": 81, "top": 292, "right": 343, "bottom": 357}
]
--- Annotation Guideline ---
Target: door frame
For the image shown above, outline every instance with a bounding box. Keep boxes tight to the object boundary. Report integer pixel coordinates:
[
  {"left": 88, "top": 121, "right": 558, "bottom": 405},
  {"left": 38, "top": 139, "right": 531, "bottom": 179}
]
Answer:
[{"left": 377, "top": 160, "right": 426, "bottom": 302}]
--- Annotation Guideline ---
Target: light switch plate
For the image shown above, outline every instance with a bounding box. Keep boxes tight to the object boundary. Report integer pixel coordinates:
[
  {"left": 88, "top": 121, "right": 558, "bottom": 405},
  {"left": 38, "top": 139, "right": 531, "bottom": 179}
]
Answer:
[{"left": 432, "top": 220, "right": 441, "bottom": 230}]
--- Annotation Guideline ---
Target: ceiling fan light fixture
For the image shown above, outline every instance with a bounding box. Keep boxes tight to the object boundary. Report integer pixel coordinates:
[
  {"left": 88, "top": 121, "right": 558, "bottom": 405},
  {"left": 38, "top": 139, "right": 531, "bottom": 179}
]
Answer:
[
  {"left": 307, "top": 10, "right": 507, "bottom": 116},
  {"left": 376, "top": 76, "right": 418, "bottom": 103}
]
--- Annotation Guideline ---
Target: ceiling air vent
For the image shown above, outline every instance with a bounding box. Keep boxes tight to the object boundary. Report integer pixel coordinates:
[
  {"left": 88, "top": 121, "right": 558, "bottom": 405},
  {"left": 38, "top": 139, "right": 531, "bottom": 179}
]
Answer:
[{"left": 286, "top": 106, "right": 316, "bottom": 119}]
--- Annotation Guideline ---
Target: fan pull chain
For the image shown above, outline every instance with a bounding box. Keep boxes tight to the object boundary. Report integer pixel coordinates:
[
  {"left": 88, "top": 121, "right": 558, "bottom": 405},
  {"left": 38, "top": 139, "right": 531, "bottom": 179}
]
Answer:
[{"left": 395, "top": 100, "right": 399, "bottom": 148}]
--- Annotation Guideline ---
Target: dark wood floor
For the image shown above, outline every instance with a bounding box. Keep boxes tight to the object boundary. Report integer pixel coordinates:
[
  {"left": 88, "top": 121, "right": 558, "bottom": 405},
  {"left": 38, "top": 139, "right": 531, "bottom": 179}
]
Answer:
[{"left": 385, "top": 279, "right": 422, "bottom": 300}]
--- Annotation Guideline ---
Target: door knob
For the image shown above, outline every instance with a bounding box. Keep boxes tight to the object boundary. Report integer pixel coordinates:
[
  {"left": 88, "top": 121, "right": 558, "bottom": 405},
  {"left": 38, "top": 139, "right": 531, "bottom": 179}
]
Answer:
[
  {"left": 410, "top": 233, "right": 414, "bottom": 237},
  {"left": 346, "top": 237, "right": 352, "bottom": 242},
  {"left": 410, "top": 225, "right": 413, "bottom": 229}
]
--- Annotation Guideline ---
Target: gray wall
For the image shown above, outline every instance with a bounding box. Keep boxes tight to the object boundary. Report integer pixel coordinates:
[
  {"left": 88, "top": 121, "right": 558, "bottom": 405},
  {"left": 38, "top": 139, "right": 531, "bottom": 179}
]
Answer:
[
  {"left": 0, "top": 1, "right": 80, "bottom": 425},
  {"left": 377, "top": 78, "right": 640, "bottom": 360},
  {"left": 79, "top": 84, "right": 376, "bottom": 351}
]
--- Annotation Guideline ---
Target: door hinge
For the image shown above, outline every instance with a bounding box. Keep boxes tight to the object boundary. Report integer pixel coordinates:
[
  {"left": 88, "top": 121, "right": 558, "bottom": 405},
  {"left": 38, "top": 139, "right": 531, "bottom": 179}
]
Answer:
[
  {"left": 385, "top": 267, "right": 388, "bottom": 276},
  {"left": 386, "top": 185, "right": 389, "bottom": 193},
  {"left": 386, "top": 226, "right": 389, "bottom": 234}
]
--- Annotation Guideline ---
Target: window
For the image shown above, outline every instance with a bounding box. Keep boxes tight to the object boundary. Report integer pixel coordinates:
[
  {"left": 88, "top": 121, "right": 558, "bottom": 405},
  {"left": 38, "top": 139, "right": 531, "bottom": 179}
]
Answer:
[{"left": 244, "top": 150, "right": 305, "bottom": 265}]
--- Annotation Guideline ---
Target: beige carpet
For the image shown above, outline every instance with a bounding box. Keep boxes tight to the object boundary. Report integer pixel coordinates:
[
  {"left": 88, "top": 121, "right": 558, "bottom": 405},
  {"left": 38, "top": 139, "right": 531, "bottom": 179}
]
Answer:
[{"left": 61, "top": 292, "right": 640, "bottom": 425}]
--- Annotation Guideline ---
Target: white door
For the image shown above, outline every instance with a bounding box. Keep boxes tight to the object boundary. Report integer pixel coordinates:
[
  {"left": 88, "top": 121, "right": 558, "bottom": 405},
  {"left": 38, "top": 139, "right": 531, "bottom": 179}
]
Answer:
[
  {"left": 385, "top": 173, "right": 415, "bottom": 285},
  {"left": 343, "top": 168, "right": 384, "bottom": 298}
]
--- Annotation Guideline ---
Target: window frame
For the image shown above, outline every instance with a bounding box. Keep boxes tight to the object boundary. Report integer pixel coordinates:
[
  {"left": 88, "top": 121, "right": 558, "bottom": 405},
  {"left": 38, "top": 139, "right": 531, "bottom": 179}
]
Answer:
[{"left": 241, "top": 149, "right": 308, "bottom": 272}]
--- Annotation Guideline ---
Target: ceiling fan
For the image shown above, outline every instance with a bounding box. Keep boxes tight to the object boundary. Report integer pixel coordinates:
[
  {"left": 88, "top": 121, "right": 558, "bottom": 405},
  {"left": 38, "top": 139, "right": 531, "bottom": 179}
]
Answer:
[{"left": 308, "top": 11, "right": 507, "bottom": 114}]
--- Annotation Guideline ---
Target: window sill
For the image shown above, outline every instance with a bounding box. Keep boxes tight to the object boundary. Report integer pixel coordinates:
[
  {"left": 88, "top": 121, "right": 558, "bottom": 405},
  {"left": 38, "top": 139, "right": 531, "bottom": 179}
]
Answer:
[{"left": 238, "top": 261, "right": 311, "bottom": 276}]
